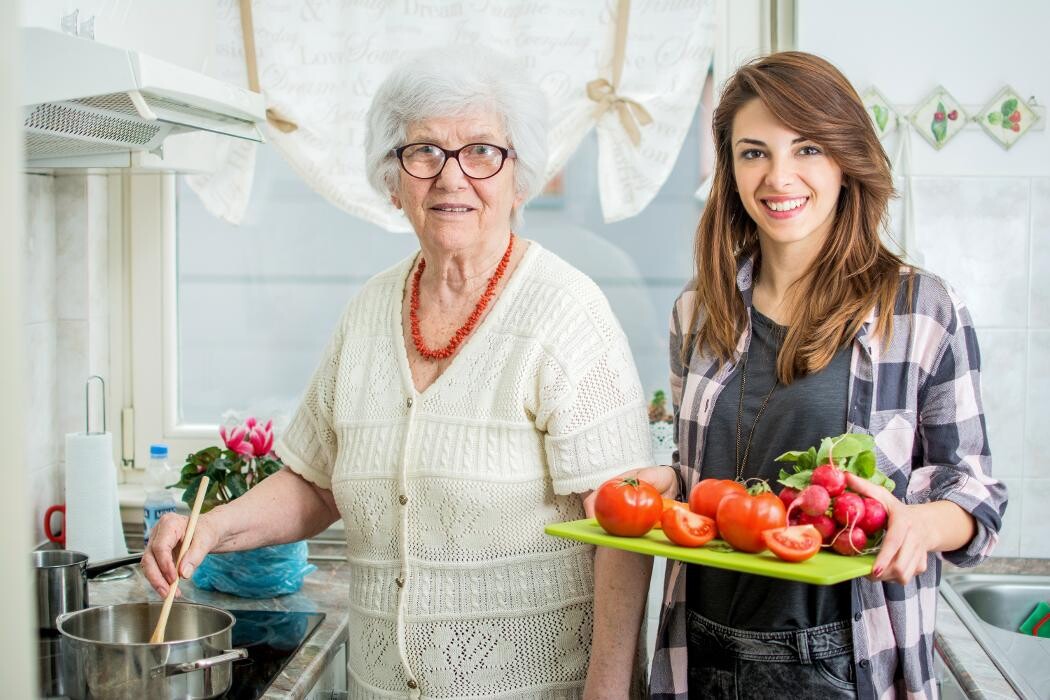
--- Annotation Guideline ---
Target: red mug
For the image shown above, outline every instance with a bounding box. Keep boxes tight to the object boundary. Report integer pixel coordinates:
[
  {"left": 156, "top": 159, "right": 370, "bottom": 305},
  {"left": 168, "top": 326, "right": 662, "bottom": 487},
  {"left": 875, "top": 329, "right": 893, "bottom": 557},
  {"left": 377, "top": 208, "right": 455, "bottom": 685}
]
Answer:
[{"left": 44, "top": 504, "right": 65, "bottom": 547}]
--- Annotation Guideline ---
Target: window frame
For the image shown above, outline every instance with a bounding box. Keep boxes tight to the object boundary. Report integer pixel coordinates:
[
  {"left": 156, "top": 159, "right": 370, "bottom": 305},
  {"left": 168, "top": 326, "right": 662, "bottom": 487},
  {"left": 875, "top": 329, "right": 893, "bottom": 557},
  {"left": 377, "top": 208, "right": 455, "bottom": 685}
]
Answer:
[{"left": 126, "top": 173, "right": 213, "bottom": 477}]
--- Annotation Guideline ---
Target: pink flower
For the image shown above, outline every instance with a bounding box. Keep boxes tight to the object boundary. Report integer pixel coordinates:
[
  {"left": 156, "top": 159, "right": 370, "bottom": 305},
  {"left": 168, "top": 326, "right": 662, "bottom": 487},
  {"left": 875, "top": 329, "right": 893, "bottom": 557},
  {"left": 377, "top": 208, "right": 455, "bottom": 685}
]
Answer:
[
  {"left": 219, "top": 424, "right": 254, "bottom": 457},
  {"left": 249, "top": 419, "right": 274, "bottom": 457}
]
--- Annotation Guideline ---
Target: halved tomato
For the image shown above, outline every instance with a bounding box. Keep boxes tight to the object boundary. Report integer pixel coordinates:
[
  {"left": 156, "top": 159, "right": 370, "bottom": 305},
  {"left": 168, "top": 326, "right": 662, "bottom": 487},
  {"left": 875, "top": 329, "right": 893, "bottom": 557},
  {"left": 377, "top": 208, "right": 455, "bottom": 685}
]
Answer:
[
  {"left": 661, "top": 507, "right": 717, "bottom": 548},
  {"left": 653, "top": 498, "right": 688, "bottom": 529},
  {"left": 761, "top": 525, "right": 822, "bottom": 563}
]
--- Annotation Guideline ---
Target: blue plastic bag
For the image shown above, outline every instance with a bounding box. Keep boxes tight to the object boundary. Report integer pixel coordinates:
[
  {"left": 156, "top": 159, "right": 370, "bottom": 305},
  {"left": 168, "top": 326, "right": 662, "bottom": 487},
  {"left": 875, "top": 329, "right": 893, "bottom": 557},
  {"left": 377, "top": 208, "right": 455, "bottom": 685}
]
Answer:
[{"left": 192, "top": 541, "right": 316, "bottom": 598}]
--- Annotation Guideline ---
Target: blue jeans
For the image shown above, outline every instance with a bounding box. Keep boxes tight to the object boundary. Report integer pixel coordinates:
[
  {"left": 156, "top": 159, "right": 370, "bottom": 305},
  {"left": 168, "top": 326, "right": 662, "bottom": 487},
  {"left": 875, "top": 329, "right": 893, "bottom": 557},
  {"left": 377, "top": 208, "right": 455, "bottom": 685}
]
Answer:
[{"left": 686, "top": 610, "right": 857, "bottom": 699}]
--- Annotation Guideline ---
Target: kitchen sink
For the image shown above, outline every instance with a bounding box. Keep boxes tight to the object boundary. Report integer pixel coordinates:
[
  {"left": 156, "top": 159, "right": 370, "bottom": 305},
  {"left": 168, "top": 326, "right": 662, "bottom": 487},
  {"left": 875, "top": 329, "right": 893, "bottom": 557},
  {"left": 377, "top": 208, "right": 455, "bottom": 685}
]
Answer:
[{"left": 943, "top": 573, "right": 1050, "bottom": 699}]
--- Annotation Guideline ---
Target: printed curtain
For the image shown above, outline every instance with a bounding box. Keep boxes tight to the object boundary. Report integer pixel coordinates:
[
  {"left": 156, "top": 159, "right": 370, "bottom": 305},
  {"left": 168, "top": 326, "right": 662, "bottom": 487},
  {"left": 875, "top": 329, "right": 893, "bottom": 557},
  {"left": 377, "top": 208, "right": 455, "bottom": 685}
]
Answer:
[{"left": 187, "top": 0, "right": 715, "bottom": 230}]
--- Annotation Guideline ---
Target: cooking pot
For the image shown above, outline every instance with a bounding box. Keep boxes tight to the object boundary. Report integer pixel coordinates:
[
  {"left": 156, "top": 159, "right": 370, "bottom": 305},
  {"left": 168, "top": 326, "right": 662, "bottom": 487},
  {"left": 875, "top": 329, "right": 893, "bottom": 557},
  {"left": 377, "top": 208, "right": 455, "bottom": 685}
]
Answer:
[
  {"left": 32, "top": 550, "right": 143, "bottom": 630},
  {"left": 56, "top": 601, "right": 248, "bottom": 700}
]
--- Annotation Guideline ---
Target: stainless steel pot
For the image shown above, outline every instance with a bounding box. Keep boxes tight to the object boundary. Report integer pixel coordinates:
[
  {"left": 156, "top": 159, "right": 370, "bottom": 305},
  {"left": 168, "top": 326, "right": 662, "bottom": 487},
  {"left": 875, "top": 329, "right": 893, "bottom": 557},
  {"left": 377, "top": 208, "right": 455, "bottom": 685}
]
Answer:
[
  {"left": 56, "top": 602, "right": 248, "bottom": 700},
  {"left": 33, "top": 550, "right": 143, "bottom": 630}
]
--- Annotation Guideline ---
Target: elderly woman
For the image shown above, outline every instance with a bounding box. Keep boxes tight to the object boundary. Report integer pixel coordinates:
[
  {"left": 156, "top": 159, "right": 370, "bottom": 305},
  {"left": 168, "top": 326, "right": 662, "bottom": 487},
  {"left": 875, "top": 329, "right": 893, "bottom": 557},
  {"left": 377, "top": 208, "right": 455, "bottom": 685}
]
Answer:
[{"left": 142, "top": 48, "right": 664, "bottom": 699}]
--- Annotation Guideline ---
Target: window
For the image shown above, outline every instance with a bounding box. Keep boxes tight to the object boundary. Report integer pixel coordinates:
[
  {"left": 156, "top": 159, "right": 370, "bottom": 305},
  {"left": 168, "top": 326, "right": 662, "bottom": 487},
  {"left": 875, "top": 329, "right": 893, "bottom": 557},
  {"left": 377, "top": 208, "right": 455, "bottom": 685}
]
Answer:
[
  {"left": 129, "top": 115, "right": 707, "bottom": 467},
  {"left": 177, "top": 117, "right": 698, "bottom": 420}
]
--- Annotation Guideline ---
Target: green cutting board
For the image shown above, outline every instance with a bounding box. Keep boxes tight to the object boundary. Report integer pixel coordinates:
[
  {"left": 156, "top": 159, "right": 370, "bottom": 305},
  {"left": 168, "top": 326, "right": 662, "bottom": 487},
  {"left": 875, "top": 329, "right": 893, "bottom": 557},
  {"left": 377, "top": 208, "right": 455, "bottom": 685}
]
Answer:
[{"left": 545, "top": 518, "right": 875, "bottom": 586}]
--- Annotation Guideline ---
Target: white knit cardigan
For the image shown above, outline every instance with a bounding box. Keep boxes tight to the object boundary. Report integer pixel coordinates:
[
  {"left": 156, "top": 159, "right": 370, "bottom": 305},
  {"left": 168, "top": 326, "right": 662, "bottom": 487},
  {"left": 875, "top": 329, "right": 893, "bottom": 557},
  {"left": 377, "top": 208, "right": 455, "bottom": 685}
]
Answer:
[{"left": 277, "top": 241, "right": 653, "bottom": 699}]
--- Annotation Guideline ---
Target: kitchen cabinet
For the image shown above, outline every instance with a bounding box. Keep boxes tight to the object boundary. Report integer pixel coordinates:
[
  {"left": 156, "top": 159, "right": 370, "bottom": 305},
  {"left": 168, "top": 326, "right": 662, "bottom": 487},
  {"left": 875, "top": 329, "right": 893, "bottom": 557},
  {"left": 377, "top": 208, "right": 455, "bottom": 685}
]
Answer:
[{"left": 305, "top": 641, "right": 348, "bottom": 700}]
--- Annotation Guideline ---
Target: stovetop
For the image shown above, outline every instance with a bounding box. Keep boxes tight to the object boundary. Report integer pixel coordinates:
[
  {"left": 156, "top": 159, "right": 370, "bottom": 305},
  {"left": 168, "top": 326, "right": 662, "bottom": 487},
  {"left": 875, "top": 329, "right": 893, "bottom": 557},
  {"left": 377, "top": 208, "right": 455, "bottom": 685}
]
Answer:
[{"left": 39, "top": 609, "right": 325, "bottom": 699}]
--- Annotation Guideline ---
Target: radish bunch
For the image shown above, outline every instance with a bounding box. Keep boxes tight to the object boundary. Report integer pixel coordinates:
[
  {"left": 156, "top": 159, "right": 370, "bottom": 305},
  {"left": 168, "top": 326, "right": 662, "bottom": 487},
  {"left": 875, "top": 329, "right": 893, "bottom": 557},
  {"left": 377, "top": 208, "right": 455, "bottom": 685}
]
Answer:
[
  {"left": 775, "top": 433, "right": 895, "bottom": 557},
  {"left": 781, "top": 474, "right": 887, "bottom": 555}
]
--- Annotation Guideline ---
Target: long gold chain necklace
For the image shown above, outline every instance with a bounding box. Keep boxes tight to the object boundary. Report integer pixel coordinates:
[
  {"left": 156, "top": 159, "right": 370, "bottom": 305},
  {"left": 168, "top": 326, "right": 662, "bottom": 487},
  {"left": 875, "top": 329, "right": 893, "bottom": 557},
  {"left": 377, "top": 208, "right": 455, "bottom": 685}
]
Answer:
[{"left": 732, "top": 344, "right": 779, "bottom": 482}]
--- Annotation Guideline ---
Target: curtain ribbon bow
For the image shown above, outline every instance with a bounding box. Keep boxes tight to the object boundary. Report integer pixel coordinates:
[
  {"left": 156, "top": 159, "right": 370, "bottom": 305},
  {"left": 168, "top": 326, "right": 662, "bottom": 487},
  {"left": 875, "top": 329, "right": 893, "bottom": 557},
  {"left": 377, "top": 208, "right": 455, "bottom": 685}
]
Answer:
[
  {"left": 586, "top": 78, "right": 653, "bottom": 146},
  {"left": 586, "top": 0, "right": 650, "bottom": 147},
  {"left": 239, "top": 0, "right": 299, "bottom": 133}
]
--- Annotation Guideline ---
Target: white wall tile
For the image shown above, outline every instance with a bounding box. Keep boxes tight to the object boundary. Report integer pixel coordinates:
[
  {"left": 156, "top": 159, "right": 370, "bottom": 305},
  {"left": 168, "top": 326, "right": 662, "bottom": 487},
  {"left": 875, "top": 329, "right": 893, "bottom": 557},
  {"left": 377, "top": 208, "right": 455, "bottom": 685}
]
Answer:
[
  {"left": 992, "top": 478, "right": 1021, "bottom": 558},
  {"left": 1018, "top": 478, "right": 1050, "bottom": 558},
  {"left": 23, "top": 322, "right": 57, "bottom": 473},
  {"left": 57, "top": 320, "right": 89, "bottom": 439},
  {"left": 1025, "top": 331, "right": 1050, "bottom": 481},
  {"left": 86, "top": 175, "right": 109, "bottom": 327},
  {"left": 23, "top": 174, "right": 55, "bottom": 325},
  {"left": 1031, "top": 178, "right": 1050, "bottom": 329},
  {"left": 55, "top": 176, "right": 88, "bottom": 322},
  {"left": 55, "top": 175, "right": 110, "bottom": 323},
  {"left": 975, "top": 329, "right": 1026, "bottom": 478},
  {"left": 31, "top": 465, "right": 62, "bottom": 545},
  {"left": 912, "top": 177, "right": 1029, "bottom": 328}
]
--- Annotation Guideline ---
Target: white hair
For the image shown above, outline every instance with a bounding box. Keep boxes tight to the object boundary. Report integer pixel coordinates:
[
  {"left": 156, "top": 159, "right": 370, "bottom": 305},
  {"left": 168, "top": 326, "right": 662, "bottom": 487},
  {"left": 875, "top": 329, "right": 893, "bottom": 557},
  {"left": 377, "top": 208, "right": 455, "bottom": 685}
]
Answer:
[{"left": 365, "top": 46, "right": 549, "bottom": 230}]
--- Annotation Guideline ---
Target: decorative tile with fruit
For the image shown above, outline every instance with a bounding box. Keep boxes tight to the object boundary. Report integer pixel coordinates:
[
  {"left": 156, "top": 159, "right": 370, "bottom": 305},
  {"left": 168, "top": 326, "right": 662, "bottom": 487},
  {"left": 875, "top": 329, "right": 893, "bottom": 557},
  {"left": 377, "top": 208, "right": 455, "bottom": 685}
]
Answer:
[
  {"left": 908, "top": 86, "right": 968, "bottom": 150},
  {"left": 861, "top": 87, "right": 899, "bottom": 139},
  {"left": 977, "top": 86, "right": 1039, "bottom": 150}
]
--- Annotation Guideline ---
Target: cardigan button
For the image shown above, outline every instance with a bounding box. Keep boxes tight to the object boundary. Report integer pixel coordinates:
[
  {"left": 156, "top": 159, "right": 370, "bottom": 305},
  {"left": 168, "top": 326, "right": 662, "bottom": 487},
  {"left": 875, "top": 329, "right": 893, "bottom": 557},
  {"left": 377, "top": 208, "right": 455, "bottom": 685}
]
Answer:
[
  {"left": 854, "top": 612, "right": 862, "bottom": 622},
  {"left": 407, "top": 679, "right": 418, "bottom": 689},
  {"left": 859, "top": 659, "right": 870, "bottom": 669},
  {"left": 395, "top": 577, "right": 404, "bottom": 588},
  {"left": 399, "top": 494, "right": 409, "bottom": 505},
  {"left": 407, "top": 397, "right": 414, "bottom": 408}
]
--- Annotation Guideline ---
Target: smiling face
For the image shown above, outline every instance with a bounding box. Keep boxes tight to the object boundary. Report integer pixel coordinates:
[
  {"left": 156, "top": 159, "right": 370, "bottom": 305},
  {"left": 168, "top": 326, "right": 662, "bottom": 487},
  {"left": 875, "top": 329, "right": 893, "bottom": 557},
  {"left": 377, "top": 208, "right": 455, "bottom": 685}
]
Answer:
[
  {"left": 731, "top": 98, "right": 844, "bottom": 257},
  {"left": 390, "top": 111, "right": 522, "bottom": 255}
]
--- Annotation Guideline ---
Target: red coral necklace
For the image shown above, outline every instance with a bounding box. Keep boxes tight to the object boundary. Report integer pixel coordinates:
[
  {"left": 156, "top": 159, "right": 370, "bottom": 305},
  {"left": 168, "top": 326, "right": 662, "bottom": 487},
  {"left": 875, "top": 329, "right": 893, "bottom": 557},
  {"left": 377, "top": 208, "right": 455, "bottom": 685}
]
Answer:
[{"left": 410, "top": 234, "right": 515, "bottom": 361}]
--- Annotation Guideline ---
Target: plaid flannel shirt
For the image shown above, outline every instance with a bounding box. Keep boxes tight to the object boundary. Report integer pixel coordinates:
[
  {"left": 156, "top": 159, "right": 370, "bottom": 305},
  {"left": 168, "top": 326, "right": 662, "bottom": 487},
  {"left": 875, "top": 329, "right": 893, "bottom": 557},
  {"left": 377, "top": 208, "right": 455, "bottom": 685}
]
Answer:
[{"left": 650, "top": 257, "right": 1008, "bottom": 700}]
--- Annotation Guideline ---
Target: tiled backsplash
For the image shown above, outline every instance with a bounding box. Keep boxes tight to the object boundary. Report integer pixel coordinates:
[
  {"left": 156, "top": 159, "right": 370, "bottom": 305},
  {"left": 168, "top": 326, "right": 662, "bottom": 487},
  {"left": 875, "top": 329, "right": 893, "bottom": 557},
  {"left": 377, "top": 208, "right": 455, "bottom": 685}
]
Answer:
[
  {"left": 22, "top": 173, "right": 110, "bottom": 544},
  {"left": 911, "top": 176, "right": 1049, "bottom": 558}
]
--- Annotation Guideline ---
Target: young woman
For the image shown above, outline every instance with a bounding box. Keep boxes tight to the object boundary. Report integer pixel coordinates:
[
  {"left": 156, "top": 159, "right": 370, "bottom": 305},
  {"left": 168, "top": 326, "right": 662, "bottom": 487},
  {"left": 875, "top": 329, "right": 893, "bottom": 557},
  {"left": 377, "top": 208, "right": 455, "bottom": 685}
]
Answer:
[{"left": 646, "top": 52, "right": 1008, "bottom": 699}]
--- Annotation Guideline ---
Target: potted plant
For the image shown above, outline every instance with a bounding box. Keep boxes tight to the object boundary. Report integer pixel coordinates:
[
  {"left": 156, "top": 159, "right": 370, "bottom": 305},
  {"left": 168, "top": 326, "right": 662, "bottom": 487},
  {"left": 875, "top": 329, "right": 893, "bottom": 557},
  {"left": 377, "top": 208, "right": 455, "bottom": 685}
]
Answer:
[
  {"left": 648, "top": 390, "right": 675, "bottom": 462},
  {"left": 172, "top": 417, "right": 315, "bottom": 597}
]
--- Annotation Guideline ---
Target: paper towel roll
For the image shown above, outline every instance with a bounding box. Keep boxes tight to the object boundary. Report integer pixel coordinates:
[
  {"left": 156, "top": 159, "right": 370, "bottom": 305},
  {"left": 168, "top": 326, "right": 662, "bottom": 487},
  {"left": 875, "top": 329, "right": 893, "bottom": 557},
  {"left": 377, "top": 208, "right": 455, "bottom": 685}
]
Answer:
[{"left": 65, "top": 432, "right": 128, "bottom": 560}]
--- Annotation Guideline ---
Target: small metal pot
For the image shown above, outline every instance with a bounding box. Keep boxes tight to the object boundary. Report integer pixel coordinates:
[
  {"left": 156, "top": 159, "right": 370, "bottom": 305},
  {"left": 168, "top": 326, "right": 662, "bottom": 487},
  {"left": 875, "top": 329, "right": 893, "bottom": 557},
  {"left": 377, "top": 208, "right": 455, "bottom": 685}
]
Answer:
[
  {"left": 32, "top": 550, "right": 143, "bottom": 630},
  {"left": 56, "top": 602, "right": 248, "bottom": 700}
]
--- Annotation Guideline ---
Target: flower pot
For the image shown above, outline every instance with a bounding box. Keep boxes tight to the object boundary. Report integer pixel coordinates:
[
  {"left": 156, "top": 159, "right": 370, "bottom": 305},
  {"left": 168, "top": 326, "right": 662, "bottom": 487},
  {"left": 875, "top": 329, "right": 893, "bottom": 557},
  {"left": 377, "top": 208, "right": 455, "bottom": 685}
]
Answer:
[
  {"left": 191, "top": 541, "right": 315, "bottom": 598},
  {"left": 649, "top": 421, "right": 675, "bottom": 464}
]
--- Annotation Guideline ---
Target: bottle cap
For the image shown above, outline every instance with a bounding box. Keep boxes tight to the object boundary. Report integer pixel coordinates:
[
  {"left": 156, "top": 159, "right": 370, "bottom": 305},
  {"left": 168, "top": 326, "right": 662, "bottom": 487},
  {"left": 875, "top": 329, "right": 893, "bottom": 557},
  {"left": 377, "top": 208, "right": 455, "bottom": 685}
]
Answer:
[{"left": 150, "top": 444, "right": 169, "bottom": 458}]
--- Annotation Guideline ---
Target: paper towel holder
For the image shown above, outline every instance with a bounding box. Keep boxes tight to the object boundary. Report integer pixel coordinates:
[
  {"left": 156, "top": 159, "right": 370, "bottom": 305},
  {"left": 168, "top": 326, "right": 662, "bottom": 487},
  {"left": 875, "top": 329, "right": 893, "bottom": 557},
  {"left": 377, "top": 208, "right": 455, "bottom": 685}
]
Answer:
[{"left": 85, "top": 375, "right": 106, "bottom": 435}]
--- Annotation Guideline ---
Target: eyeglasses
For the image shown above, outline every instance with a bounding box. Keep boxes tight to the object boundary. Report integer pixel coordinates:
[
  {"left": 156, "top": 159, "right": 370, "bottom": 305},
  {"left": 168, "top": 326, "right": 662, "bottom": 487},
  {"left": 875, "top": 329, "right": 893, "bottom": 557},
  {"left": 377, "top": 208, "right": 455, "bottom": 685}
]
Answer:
[{"left": 391, "top": 142, "right": 517, "bottom": 180}]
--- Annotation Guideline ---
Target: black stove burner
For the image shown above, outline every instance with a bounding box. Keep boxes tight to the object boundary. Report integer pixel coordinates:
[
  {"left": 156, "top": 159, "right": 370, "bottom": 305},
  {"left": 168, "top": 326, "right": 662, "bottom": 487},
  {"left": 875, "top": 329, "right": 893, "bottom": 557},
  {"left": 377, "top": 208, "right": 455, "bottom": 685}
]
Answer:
[
  {"left": 223, "top": 610, "right": 325, "bottom": 699},
  {"left": 38, "top": 609, "right": 324, "bottom": 700}
]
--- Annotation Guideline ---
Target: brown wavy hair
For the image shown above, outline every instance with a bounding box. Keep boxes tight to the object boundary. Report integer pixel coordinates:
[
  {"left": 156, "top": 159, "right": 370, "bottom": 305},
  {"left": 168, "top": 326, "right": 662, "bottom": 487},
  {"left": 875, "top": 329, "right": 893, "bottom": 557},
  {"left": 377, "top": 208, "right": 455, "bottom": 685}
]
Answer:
[{"left": 690, "top": 51, "right": 910, "bottom": 383}]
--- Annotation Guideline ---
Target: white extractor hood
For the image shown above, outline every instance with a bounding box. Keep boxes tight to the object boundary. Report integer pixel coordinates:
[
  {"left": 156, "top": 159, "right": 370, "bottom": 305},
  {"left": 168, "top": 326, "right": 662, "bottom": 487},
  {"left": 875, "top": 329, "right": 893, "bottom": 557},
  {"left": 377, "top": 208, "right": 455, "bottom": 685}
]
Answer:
[{"left": 21, "top": 26, "right": 266, "bottom": 169}]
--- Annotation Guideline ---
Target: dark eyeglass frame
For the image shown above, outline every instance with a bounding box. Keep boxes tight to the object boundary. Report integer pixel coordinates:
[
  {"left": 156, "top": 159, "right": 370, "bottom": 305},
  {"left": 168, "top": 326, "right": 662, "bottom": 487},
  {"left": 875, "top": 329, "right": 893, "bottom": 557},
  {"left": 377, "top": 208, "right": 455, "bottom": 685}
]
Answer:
[{"left": 390, "top": 142, "right": 517, "bottom": 180}]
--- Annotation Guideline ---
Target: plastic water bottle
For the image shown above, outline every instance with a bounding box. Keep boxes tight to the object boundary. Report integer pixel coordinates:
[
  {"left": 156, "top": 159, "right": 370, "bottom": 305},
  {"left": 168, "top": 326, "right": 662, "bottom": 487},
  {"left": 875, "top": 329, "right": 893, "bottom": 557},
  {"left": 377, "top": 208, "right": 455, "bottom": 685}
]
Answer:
[{"left": 143, "top": 444, "right": 178, "bottom": 546}]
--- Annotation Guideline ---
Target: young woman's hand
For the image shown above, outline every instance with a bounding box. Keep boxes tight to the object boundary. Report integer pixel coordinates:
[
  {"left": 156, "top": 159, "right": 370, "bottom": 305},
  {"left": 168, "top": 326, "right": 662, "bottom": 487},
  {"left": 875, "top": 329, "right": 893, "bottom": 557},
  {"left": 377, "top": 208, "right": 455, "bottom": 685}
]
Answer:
[
  {"left": 845, "top": 473, "right": 955, "bottom": 585},
  {"left": 582, "top": 465, "right": 678, "bottom": 517}
]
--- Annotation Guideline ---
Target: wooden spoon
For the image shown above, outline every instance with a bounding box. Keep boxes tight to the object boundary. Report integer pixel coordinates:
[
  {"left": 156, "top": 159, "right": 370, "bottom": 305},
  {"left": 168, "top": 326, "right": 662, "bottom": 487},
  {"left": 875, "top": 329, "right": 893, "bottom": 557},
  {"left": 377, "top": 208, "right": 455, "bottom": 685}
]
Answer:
[{"left": 149, "top": 475, "right": 209, "bottom": 644}]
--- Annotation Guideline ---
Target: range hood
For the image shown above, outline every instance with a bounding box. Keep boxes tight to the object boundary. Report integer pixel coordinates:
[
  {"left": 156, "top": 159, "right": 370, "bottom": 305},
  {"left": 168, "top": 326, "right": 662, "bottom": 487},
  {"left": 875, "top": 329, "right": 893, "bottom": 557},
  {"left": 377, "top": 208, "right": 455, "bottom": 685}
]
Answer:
[{"left": 21, "top": 27, "right": 266, "bottom": 169}]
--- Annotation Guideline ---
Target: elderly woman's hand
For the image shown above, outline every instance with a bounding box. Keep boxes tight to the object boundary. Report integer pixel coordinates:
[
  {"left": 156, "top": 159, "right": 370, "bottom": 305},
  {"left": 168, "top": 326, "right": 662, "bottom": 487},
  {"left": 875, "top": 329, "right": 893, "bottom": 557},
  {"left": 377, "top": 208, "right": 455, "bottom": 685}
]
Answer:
[
  {"left": 582, "top": 466, "right": 678, "bottom": 517},
  {"left": 140, "top": 511, "right": 223, "bottom": 598}
]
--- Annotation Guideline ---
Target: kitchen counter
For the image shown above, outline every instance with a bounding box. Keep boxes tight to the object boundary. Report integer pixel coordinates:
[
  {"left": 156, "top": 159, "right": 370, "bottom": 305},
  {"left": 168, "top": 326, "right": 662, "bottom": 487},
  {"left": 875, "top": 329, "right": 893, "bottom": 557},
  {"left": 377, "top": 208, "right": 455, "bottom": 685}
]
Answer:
[
  {"left": 88, "top": 535, "right": 1048, "bottom": 700},
  {"left": 935, "top": 557, "right": 1050, "bottom": 699},
  {"left": 87, "top": 557, "right": 351, "bottom": 699}
]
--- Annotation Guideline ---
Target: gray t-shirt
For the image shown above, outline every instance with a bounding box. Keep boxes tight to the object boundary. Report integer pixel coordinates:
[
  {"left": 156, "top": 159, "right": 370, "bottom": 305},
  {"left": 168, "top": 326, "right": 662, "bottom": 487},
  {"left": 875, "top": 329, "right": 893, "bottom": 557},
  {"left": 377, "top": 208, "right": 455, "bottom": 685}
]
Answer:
[{"left": 686, "top": 308, "right": 852, "bottom": 630}]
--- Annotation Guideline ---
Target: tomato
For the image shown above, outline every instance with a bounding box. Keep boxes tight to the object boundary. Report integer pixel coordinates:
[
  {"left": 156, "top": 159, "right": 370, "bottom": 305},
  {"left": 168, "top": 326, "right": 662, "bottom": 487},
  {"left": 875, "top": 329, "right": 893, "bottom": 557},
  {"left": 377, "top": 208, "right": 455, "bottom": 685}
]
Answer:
[
  {"left": 715, "top": 487, "right": 787, "bottom": 553},
  {"left": 661, "top": 508, "right": 717, "bottom": 547},
  {"left": 689, "top": 479, "right": 747, "bottom": 519},
  {"left": 593, "top": 478, "right": 663, "bottom": 537},
  {"left": 652, "top": 498, "right": 688, "bottom": 529},
  {"left": 762, "top": 525, "right": 822, "bottom": 562}
]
